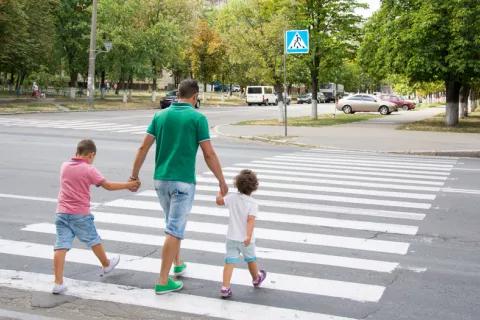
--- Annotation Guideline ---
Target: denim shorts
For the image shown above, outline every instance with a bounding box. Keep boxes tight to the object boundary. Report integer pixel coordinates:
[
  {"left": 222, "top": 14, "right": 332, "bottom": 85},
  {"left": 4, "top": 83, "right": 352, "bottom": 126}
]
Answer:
[
  {"left": 155, "top": 180, "right": 195, "bottom": 240},
  {"left": 54, "top": 214, "right": 102, "bottom": 250},
  {"left": 225, "top": 239, "right": 257, "bottom": 264}
]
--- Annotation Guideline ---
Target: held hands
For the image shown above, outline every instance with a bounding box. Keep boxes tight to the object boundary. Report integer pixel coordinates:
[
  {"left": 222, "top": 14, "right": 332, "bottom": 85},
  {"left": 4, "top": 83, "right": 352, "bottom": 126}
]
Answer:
[
  {"left": 128, "top": 177, "right": 141, "bottom": 192},
  {"left": 244, "top": 236, "right": 252, "bottom": 247},
  {"left": 219, "top": 180, "right": 229, "bottom": 197}
]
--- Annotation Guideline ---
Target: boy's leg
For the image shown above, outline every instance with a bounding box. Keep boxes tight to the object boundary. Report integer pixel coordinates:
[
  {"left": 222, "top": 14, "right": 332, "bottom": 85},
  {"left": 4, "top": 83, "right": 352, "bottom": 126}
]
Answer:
[
  {"left": 247, "top": 261, "right": 259, "bottom": 281},
  {"left": 91, "top": 243, "right": 109, "bottom": 267},
  {"left": 223, "top": 263, "right": 236, "bottom": 288},
  {"left": 53, "top": 249, "right": 67, "bottom": 285}
]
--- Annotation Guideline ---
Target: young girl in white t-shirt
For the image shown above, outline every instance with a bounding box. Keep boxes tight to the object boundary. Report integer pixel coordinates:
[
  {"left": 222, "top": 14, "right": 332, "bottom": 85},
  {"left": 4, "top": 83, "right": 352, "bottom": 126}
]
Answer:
[{"left": 216, "top": 169, "right": 266, "bottom": 298}]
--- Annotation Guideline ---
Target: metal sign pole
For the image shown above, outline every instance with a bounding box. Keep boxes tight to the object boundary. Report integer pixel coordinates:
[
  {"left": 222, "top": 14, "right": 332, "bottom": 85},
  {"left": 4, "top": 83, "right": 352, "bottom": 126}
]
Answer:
[{"left": 284, "top": 31, "right": 287, "bottom": 137}]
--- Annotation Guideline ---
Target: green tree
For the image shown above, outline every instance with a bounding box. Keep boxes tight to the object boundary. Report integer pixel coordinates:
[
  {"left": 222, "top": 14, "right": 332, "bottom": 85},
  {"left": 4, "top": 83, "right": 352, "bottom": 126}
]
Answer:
[{"left": 55, "top": 0, "right": 90, "bottom": 98}]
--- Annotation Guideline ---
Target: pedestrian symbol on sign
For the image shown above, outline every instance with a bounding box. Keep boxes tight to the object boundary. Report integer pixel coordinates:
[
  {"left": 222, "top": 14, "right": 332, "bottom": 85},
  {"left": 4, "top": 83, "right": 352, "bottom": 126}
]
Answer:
[{"left": 288, "top": 33, "right": 307, "bottom": 49}]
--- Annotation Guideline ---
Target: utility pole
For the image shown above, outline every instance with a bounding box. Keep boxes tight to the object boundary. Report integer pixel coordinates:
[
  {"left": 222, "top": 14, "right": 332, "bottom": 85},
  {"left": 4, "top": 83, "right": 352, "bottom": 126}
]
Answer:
[{"left": 87, "top": 0, "right": 98, "bottom": 106}]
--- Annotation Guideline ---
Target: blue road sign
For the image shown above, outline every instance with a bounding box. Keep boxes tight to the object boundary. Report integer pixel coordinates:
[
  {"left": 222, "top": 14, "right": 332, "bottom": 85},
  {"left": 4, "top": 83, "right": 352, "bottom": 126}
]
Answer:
[{"left": 285, "top": 30, "right": 309, "bottom": 54}]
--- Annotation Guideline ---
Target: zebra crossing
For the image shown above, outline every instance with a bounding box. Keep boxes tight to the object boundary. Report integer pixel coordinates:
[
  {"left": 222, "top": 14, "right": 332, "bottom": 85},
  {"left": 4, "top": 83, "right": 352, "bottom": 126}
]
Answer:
[
  {"left": 0, "top": 117, "right": 219, "bottom": 138},
  {"left": 0, "top": 149, "right": 458, "bottom": 319}
]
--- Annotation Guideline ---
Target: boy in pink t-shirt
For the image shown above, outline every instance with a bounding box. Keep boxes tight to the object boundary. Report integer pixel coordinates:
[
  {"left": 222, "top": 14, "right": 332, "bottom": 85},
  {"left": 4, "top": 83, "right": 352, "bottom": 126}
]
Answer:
[{"left": 53, "top": 139, "right": 140, "bottom": 294}]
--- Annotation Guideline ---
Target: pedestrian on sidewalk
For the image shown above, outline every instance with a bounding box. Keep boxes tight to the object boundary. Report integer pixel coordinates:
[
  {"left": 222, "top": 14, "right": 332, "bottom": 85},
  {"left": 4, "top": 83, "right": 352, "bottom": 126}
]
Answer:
[
  {"left": 53, "top": 139, "right": 139, "bottom": 294},
  {"left": 215, "top": 169, "right": 267, "bottom": 298},
  {"left": 129, "top": 78, "right": 229, "bottom": 295}
]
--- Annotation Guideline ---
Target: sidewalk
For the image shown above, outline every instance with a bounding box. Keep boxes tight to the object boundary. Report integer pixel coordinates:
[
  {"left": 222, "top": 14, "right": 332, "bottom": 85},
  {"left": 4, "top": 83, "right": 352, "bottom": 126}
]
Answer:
[{"left": 215, "top": 107, "right": 480, "bottom": 157}]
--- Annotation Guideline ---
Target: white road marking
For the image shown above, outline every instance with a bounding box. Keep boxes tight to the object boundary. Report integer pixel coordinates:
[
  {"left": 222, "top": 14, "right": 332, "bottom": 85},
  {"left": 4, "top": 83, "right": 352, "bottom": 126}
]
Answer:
[
  {"left": 250, "top": 161, "right": 449, "bottom": 180},
  {"left": 270, "top": 156, "right": 453, "bottom": 172},
  {"left": 286, "top": 154, "right": 455, "bottom": 169},
  {"left": 296, "top": 152, "right": 458, "bottom": 164},
  {"left": 0, "top": 241, "right": 385, "bottom": 302},
  {"left": 192, "top": 185, "right": 432, "bottom": 209},
  {"left": 196, "top": 176, "right": 437, "bottom": 200},
  {"left": 227, "top": 165, "right": 445, "bottom": 186},
  {"left": 89, "top": 211, "right": 411, "bottom": 254},
  {"left": 210, "top": 170, "right": 442, "bottom": 192},
  {"left": 0, "top": 270, "right": 355, "bottom": 320},
  {"left": 135, "top": 191, "right": 426, "bottom": 220},
  {"left": 24, "top": 223, "right": 399, "bottom": 272},
  {"left": 0, "top": 193, "right": 101, "bottom": 206},
  {"left": 441, "top": 188, "right": 480, "bottom": 195},
  {"left": 103, "top": 199, "right": 419, "bottom": 235}
]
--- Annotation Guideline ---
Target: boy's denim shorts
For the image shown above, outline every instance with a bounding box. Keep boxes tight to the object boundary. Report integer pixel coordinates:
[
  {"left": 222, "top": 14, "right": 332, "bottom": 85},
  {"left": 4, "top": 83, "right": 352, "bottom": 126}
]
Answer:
[
  {"left": 225, "top": 239, "right": 257, "bottom": 264},
  {"left": 54, "top": 214, "right": 102, "bottom": 250},
  {"left": 155, "top": 180, "right": 195, "bottom": 240}
]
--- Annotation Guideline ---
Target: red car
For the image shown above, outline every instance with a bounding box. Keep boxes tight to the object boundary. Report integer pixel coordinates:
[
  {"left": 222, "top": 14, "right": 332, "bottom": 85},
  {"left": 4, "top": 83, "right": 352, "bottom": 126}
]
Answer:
[{"left": 378, "top": 94, "right": 415, "bottom": 111}]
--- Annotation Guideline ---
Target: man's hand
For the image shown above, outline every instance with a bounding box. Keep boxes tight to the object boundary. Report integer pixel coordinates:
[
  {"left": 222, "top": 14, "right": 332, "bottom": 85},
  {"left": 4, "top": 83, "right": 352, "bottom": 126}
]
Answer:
[
  {"left": 128, "top": 177, "right": 141, "bottom": 192},
  {"left": 244, "top": 236, "right": 251, "bottom": 247},
  {"left": 219, "top": 180, "right": 229, "bottom": 196}
]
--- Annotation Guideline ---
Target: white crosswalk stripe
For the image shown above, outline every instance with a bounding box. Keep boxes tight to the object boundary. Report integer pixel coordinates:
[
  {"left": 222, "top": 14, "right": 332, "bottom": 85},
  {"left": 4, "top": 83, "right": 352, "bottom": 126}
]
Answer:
[
  {"left": 0, "top": 117, "right": 219, "bottom": 138},
  {"left": 0, "top": 149, "right": 455, "bottom": 319}
]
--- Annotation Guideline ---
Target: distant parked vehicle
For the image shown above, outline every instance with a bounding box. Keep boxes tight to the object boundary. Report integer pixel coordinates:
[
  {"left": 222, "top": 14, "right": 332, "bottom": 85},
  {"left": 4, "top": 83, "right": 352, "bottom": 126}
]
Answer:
[
  {"left": 160, "top": 90, "right": 200, "bottom": 109},
  {"left": 297, "top": 92, "right": 326, "bottom": 104},
  {"left": 232, "top": 85, "right": 241, "bottom": 92},
  {"left": 246, "top": 86, "right": 277, "bottom": 106},
  {"left": 379, "top": 94, "right": 415, "bottom": 111},
  {"left": 336, "top": 94, "right": 398, "bottom": 115}
]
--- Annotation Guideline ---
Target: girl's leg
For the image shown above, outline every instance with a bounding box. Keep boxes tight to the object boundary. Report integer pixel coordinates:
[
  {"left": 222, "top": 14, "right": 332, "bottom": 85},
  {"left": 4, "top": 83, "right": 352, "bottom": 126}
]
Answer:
[
  {"left": 223, "top": 263, "right": 236, "bottom": 287},
  {"left": 91, "top": 243, "right": 110, "bottom": 267},
  {"left": 247, "top": 261, "right": 259, "bottom": 281},
  {"left": 53, "top": 249, "right": 67, "bottom": 285}
]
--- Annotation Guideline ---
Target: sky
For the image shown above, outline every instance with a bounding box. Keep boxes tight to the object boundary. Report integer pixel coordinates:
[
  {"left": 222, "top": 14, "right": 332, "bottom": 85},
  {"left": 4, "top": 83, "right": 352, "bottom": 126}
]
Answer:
[{"left": 356, "top": 0, "right": 381, "bottom": 18}]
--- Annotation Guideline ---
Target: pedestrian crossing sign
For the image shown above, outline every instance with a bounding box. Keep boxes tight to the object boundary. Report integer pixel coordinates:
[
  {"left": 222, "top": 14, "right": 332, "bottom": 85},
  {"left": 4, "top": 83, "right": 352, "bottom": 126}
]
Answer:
[{"left": 286, "top": 30, "right": 309, "bottom": 54}]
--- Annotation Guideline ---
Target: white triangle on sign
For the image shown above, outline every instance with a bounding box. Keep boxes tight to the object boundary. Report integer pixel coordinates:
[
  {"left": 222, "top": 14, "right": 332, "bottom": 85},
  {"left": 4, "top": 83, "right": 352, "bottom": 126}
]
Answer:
[{"left": 288, "top": 32, "right": 307, "bottom": 49}]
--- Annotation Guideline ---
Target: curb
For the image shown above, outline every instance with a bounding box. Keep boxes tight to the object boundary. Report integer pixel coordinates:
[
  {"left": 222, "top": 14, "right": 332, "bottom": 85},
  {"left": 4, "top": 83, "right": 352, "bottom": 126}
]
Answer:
[{"left": 213, "top": 124, "right": 480, "bottom": 158}]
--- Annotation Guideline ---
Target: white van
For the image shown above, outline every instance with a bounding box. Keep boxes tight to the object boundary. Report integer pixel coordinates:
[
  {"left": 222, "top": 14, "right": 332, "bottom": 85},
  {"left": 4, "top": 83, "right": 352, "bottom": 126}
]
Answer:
[{"left": 246, "top": 86, "right": 277, "bottom": 106}]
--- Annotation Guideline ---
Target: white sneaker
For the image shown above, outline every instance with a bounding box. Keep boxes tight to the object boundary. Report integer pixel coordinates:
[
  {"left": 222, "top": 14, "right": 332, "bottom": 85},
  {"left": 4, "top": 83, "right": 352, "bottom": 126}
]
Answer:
[
  {"left": 52, "top": 284, "right": 68, "bottom": 294},
  {"left": 103, "top": 254, "right": 120, "bottom": 275}
]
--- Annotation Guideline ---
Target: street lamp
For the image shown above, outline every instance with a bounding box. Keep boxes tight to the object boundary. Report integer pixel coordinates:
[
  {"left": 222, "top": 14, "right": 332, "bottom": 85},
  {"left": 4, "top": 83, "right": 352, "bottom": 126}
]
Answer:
[{"left": 86, "top": 0, "right": 113, "bottom": 106}]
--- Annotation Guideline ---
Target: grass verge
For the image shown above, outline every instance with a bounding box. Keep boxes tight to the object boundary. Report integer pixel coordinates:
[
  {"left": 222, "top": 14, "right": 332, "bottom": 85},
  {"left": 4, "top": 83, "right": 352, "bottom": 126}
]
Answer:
[
  {"left": 397, "top": 111, "right": 480, "bottom": 133},
  {"left": 0, "top": 103, "right": 59, "bottom": 113},
  {"left": 412, "top": 103, "right": 445, "bottom": 111},
  {"left": 235, "top": 114, "right": 382, "bottom": 127}
]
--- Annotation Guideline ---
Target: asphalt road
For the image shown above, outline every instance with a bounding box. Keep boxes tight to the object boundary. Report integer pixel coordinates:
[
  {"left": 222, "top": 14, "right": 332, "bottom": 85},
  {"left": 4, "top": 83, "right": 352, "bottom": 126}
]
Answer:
[{"left": 0, "top": 107, "right": 479, "bottom": 320}]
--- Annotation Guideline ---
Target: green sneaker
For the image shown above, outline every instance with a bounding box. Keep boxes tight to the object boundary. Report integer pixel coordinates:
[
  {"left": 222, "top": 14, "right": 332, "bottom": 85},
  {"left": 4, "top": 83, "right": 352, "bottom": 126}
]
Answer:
[
  {"left": 155, "top": 278, "right": 183, "bottom": 295},
  {"left": 173, "top": 262, "right": 187, "bottom": 276}
]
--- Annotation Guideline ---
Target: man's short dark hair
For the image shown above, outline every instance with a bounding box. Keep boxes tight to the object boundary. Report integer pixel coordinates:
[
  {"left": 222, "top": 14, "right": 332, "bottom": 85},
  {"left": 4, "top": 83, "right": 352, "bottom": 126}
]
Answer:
[
  {"left": 234, "top": 169, "right": 259, "bottom": 195},
  {"left": 76, "top": 139, "right": 97, "bottom": 156},
  {"left": 178, "top": 79, "right": 199, "bottom": 99}
]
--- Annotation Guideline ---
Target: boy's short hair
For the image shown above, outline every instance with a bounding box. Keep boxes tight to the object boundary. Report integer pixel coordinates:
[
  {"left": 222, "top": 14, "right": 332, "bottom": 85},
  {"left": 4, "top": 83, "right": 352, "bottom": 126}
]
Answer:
[
  {"left": 76, "top": 139, "right": 96, "bottom": 156},
  {"left": 178, "top": 79, "right": 199, "bottom": 99},
  {"left": 234, "top": 169, "right": 259, "bottom": 195}
]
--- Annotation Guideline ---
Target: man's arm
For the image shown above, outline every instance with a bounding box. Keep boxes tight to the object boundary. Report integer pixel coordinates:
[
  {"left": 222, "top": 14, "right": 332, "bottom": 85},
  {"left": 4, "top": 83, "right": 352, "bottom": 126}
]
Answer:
[
  {"left": 200, "top": 140, "right": 228, "bottom": 196},
  {"left": 131, "top": 134, "right": 155, "bottom": 179}
]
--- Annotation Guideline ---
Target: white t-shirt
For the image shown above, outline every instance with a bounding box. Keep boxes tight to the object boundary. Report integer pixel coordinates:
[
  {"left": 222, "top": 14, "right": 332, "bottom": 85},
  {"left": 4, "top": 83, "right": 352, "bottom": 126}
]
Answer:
[{"left": 224, "top": 193, "right": 258, "bottom": 242}]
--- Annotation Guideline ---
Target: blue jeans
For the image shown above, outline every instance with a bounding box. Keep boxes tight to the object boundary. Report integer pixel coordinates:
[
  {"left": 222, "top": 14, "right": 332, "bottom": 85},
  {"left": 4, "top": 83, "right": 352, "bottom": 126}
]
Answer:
[
  {"left": 54, "top": 214, "right": 102, "bottom": 250},
  {"left": 155, "top": 180, "right": 195, "bottom": 240}
]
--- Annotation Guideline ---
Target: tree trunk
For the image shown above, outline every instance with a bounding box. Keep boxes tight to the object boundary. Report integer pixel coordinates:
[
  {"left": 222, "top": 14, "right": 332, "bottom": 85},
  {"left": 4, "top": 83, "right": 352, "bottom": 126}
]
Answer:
[
  {"left": 459, "top": 84, "right": 470, "bottom": 119},
  {"left": 275, "top": 81, "right": 285, "bottom": 123},
  {"left": 128, "top": 75, "right": 133, "bottom": 100},
  {"left": 203, "top": 82, "right": 207, "bottom": 102},
  {"left": 15, "top": 71, "right": 21, "bottom": 90},
  {"left": 151, "top": 60, "right": 157, "bottom": 102},
  {"left": 310, "top": 56, "right": 319, "bottom": 120},
  {"left": 122, "top": 77, "right": 127, "bottom": 103},
  {"left": 445, "top": 78, "right": 461, "bottom": 126},
  {"left": 468, "top": 86, "right": 476, "bottom": 113},
  {"left": 70, "top": 72, "right": 78, "bottom": 99},
  {"left": 8, "top": 71, "right": 14, "bottom": 91},
  {"left": 100, "top": 71, "right": 106, "bottom": 99}
]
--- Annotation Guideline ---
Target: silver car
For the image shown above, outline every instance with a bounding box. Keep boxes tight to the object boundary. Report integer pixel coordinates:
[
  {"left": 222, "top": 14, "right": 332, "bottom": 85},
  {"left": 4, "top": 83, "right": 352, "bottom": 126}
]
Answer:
[{"left": 336, "top": 94, "right": 398, "bottom": 115}]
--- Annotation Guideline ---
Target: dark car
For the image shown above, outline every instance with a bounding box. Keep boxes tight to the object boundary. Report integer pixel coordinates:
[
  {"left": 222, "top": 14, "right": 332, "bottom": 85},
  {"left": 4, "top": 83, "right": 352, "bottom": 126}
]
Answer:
[{"left": 160, "top": 90, "right": 200, "bottom": 109}]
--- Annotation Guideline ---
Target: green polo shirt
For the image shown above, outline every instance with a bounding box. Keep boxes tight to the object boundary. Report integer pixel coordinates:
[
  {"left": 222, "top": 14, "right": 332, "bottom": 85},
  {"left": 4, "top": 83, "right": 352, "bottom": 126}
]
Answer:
[{"left": 146, "top": 102, "right": 210, "bottom": 184}]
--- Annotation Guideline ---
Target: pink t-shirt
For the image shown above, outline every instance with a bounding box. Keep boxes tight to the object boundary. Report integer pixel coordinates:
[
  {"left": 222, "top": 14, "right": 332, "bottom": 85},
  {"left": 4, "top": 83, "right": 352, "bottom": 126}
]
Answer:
[{"left": 56, "top": 158, "right": 106, "bottom": 214}]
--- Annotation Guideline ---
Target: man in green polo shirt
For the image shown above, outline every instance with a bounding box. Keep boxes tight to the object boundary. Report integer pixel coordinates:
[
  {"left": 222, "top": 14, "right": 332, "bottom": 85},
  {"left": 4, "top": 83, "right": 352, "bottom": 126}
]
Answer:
[{"left": 129, "top": 79, "right": 228, "bottom": 294}]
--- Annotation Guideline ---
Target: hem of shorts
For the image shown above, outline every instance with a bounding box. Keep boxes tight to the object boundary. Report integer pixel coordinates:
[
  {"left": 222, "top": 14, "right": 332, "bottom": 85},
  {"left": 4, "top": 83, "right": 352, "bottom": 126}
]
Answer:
[
  {"left": 225, "top": 258, "right": 239, "bottom": 264},
  {"left": 164, "top": 230, "right": 184, "bottom": 240},
  {"left": 244, "top": 257, "right": 257, "bottom": 263}
]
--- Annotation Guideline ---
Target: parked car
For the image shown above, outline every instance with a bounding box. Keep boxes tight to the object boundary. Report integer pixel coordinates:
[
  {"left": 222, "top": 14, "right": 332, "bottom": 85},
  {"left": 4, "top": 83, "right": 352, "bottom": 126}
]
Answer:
[
  {"left": 232, "top": 85, "right": 241, "bottom": 92},
  {"left": 213, "top": 84, "right": 229, "bottom": 92},
  {"left": 297, "top": 93, "right": 326, "bottom": 104},
  {"left": 160, "top": 90, "right": 200, "bottom": 109},
  {"left": 246, "top": 86, "right": 277, "bottom": 106},
  {"left": 336, "top": 94, "right": 398, "bottom": 115},
  {"left": 379, "top": 94, "right": 415, "bottom": 111}
]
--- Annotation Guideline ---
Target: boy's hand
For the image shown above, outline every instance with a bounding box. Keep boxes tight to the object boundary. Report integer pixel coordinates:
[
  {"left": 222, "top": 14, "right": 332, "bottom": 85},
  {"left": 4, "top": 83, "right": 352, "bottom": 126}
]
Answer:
[
  {"left": 128, "top": 177, "right": 141, "bottom": 192},
  {"left": 244, "top": 236, "right": 251, "bottom": 247}
]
